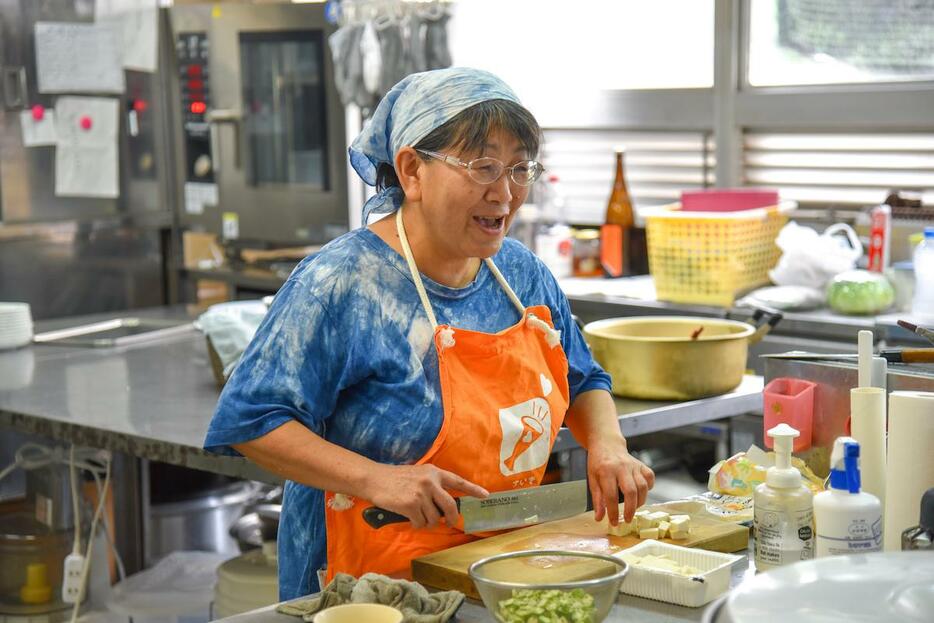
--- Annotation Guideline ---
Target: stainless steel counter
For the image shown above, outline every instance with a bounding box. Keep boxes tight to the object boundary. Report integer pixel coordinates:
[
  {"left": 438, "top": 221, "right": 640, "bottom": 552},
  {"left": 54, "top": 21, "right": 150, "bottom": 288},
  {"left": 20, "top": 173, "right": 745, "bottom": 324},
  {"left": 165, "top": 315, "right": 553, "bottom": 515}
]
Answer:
[
  {"left": 0, "top": 304, "right": 762, "bottom": 585},
  {"left": 0, "top": 305, "right": 277, "bottom": 483},
  {"left": 0, "top": 306, "right": 763, "bottom": 484},
  {"left": 181, "top": 267, "right": 927, "bottom": 346},
  {"left": 218, "top": 596, "right": 709, "bottom": 623},
  {"left": 553, "top": 376, "right": 763, "bottom": 453},
  {"left": 215, "top": 548, "right": 756, "bottom": 623}
]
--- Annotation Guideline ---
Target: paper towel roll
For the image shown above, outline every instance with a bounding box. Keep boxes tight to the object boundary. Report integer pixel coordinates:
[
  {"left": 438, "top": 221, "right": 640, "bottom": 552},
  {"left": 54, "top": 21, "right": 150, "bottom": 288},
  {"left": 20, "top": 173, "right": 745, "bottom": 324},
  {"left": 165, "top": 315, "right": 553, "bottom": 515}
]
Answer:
[
  {"left": 884, "top": 391, "right": 934, "bottom": 551},
  {"left": 851, "top": 387, "right": 886, "bottom": 506}
]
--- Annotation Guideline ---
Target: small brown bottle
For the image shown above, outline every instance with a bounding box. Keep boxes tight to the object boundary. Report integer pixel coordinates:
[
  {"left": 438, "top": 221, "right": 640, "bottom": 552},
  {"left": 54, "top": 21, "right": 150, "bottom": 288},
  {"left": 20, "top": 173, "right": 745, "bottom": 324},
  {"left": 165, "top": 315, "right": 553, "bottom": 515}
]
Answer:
[{"left": 601, "top": 149, "right": 634, "bottom": 278}]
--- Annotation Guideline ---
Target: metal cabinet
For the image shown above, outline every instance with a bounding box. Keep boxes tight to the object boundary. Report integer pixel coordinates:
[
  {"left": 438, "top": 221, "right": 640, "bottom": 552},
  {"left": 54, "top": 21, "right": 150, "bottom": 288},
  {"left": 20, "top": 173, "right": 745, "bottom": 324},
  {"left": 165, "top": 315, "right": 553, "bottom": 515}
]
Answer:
[{"left": 167, "top": 3, "right": 348, "bottom": 247}]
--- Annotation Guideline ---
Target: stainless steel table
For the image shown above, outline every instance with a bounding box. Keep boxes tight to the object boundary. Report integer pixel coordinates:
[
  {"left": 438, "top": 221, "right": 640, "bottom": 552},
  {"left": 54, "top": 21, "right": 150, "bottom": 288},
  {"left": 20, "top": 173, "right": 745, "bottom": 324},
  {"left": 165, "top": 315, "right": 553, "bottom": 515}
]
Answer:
[
  {"left": 552, "top": 375, "right": 763, "bottom": 480},
  {"left": 0, "top": 306, "right": 762, "bottom": 572},
  {"left": 0, "top": 305, "right": 274, "bottom": 483},
  {"left": 214, "top": 548, "right": 756, "bottom": 623},
  {"left": 0, "top": 307, "right": 763, "bottom": 483}
]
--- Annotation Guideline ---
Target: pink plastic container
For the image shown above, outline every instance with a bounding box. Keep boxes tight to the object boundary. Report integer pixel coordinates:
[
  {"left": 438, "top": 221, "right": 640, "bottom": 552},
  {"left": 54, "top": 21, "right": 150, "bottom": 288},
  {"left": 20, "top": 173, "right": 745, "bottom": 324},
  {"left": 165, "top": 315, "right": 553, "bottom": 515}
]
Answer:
[
  {"left": 680, "top": 188, "right": 779, "bottom": 212},
  {"left": 762, "top": 377, "right": 816, "bottom": 452}
]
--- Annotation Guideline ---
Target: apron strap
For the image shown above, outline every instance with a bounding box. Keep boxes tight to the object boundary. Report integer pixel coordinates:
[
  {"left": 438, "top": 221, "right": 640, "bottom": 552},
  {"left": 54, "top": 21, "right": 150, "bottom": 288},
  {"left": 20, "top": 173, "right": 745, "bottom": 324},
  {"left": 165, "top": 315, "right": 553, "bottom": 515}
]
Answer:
[
  {"left": 395, "top": 206, "right": 526, "bottom": 328},
  {"left": 483, "top": 256, "right": 527, "bottom": 318},
  {"left": 396, "top": 207, "right": 439, "bottom": 328}
]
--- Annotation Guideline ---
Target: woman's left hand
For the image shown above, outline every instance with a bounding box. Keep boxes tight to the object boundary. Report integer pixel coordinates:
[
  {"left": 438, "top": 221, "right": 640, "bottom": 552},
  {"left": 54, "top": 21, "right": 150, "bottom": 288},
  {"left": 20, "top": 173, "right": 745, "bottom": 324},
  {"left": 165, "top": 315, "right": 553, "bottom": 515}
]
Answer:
[{"left": 587, "top": 436, "right": 655, "bottom": 526}]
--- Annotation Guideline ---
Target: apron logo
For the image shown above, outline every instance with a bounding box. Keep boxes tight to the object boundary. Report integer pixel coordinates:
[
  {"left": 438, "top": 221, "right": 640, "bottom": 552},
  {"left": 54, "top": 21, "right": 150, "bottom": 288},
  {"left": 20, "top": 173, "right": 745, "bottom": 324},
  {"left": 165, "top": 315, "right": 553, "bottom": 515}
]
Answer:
[
  {"left": 539, "top": 373, "right": 553, "bottom": 396},
  {"left": 498, "top": 397, "right": 552, "bottom": 476}
]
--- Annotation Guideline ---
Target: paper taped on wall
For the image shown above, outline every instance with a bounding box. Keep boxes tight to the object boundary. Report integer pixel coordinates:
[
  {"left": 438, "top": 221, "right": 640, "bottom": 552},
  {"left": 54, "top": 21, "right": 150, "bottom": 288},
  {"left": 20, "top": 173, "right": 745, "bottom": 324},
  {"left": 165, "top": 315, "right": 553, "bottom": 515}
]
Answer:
[{"left": 34, "top": 22, "right": 125, "bottom": 94}]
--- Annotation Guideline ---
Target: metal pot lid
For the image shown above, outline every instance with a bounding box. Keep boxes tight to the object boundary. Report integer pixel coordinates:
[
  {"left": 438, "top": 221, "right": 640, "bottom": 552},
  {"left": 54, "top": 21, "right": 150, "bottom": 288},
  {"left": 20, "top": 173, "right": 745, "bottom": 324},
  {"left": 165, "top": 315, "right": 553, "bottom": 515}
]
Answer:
[{"left": 721, "top": 552, "right": 934, "bottom": 623}]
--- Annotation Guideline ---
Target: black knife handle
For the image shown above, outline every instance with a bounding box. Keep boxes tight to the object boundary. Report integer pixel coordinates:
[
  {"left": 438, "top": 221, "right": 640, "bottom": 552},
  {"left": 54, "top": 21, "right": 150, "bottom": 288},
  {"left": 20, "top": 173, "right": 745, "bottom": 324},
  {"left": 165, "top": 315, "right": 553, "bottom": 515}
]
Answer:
[
  {"left": 363, "top": 498, "right": 462, "bottom": 529},
  {"left": 362, "top": 507, "right": 410, "bottom": 528}
]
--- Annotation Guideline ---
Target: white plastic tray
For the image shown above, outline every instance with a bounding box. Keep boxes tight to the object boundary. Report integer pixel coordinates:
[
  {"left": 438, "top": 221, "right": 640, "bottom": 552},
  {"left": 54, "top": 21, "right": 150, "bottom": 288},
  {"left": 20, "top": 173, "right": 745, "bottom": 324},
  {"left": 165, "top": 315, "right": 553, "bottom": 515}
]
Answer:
[{"left": 614, "top": 540, "right": 743, "bottom": 608}]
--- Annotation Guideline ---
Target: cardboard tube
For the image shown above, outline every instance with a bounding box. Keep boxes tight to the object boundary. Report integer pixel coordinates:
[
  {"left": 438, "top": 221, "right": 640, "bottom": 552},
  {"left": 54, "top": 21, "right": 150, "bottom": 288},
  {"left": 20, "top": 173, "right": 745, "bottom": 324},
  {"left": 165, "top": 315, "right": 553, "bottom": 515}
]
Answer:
[
  {"left": 883, "top": 391, "right": 934, "bottom": 551},
  {"left": 850, "top": 387, "right": 886, "bottom": 507}
]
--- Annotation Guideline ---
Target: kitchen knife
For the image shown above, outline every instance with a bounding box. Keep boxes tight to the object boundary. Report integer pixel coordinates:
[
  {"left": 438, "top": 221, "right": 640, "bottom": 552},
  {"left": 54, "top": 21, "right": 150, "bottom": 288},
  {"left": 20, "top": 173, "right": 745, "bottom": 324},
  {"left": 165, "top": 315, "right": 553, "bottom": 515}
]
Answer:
[
  {"left": 362, "top": 480, "right": 587, "bottom": 534},
  {"left": 764, "top": 348, "right": 934, "bottom": 364}
]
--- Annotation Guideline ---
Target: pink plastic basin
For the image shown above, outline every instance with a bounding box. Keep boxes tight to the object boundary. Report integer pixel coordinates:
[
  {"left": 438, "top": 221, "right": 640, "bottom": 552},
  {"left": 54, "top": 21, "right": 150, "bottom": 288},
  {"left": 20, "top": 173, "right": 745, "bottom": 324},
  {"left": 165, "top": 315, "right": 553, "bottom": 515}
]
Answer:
[{"left": 680, "top": 189, "right": 780, "bottom": 212}]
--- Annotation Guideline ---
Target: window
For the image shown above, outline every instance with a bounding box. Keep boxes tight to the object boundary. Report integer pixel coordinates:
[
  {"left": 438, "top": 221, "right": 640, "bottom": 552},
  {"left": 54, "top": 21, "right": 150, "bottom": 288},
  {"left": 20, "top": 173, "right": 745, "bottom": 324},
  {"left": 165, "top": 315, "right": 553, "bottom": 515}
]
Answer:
[
  {"left": 449, "top": 0, "right": 714, "bottom": 100},
  {"left": 747, "top": 0, "right": 934, "bottom": 87},
  {"left": 542, "top": 129, "right": 715, "bottom": 224},
  {"left": 240, "top": 31, "right": 329, "bottom": 188},
  {"left": 743, "top": 131, "right": 934, "bottom": 207}
]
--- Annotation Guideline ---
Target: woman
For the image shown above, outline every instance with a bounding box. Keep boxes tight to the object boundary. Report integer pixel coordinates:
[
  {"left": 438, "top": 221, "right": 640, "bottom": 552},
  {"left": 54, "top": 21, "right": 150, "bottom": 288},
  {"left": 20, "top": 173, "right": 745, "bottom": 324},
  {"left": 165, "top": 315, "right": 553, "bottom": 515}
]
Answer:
[{"left": 204, "top": 67, "right": 654, "bottom": 600}]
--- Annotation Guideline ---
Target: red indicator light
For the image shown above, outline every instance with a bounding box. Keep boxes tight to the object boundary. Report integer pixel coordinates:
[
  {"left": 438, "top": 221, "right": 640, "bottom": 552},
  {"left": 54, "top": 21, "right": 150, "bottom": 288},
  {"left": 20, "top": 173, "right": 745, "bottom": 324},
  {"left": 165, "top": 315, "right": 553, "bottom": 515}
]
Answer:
[
  {"left": 189, "top": 101, "right": 207, "bottom": 114},
  {"left": 187, "top": 79, "right": 204, "bottom": 90},
  {"left": 186, "top": 64, "right": 202, "bottom": 76},
  {"left": 133, "top": 99, "right": 148, "bottom": 113}
]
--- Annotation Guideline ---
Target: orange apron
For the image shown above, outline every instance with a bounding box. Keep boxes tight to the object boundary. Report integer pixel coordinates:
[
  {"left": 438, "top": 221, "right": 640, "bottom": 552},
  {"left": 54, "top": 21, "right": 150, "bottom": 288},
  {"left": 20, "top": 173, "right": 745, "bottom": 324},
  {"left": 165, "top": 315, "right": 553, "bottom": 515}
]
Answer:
[{"left": 324, "top": 207, "right": 571, "bottom": 581}]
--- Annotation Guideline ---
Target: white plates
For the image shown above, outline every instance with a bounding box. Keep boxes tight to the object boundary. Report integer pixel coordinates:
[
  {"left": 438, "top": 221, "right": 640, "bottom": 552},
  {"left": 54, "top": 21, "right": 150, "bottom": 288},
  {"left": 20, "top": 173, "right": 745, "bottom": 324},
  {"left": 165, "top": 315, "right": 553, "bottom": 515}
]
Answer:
[
  {"left": 0, "top": 347, "right": 34, "bottom": 390},
  {"left": 737, "top": 285, "right": 826, "bottom": 311},
  {"left": 0, "top": 302, "right": 34, "bottom": 350},
  {"left": 715, "top": 551, "right": 934, "bottom": 623}
]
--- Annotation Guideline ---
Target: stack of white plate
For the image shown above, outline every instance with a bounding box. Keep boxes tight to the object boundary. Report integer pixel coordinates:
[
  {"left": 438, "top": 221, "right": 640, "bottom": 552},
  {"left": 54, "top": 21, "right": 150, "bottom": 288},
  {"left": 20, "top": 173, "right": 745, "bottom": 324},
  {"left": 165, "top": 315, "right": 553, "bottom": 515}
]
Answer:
[
  {"left": 704, "top": 551, "right": 934, "bottom": 623},
  {"left": 0, "top": 302, "right": 33, "bottom": 350}
]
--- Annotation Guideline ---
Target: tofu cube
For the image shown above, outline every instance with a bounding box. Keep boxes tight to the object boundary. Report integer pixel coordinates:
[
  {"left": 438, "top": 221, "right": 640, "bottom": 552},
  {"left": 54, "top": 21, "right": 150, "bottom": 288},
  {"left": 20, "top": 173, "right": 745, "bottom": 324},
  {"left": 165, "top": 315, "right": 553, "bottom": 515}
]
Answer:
[
  {"left": 645, "top": 511, "right": 670, "bottom": 525},
  {"left": 606, "top": 519, "right": 634, "bottom": 537},
  {"left": 634, "top": 510, "right": 653, "bottom": 530},
  {"left": 639, "top": 527, "right": 660, "bottom": 539},
  {"left": 669, "top": 515, "right": 691, "bottom": 531},
  {"left": 657, "top": 520, "right": 671, "bottom": 538}
]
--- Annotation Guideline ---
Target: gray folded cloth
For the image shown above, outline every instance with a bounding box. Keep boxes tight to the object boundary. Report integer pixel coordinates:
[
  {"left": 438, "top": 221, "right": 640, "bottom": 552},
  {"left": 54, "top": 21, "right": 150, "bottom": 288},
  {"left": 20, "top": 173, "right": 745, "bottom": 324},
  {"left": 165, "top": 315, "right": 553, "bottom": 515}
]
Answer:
[{"left": 277, "top": 573, "right": 464, "bottom": 623}]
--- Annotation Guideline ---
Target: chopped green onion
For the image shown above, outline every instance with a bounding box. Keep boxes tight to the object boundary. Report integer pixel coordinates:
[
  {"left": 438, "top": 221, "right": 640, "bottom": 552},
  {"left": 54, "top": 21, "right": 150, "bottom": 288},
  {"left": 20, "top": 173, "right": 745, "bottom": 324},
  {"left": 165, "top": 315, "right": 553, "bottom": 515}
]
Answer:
[{"left": 495, "top": 588, "right": 595, "bottom": 623}]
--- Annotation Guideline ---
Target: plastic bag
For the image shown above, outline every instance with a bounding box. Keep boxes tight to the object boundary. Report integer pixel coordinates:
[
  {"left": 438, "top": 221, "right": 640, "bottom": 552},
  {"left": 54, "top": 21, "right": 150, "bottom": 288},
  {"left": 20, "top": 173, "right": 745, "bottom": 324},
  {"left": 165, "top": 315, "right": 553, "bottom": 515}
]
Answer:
[
  {"left": 107, "top": 551, "right": 229, "bottom": 619},
  {"left": 700, "top": 445, "right": 826, "bottom": 523},
  {"left": 769, "top": 222, "right": 862, "bottom": 289},
  {"left": 737, "top": 285, "right": 826, "bottom": 312},
  {"left": 195, "top": 300, "right": 268, "bottom": 379},
  {"left": 708, "top": 445, "right": 825, "bottom": 497}
]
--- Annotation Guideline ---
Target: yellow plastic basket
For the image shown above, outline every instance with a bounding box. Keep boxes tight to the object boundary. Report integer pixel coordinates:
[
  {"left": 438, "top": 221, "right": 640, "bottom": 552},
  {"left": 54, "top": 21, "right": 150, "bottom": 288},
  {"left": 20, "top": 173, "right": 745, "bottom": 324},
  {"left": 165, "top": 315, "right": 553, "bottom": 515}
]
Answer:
[{"left": 644, "top": 201, "right": 796, "bottom": 307}]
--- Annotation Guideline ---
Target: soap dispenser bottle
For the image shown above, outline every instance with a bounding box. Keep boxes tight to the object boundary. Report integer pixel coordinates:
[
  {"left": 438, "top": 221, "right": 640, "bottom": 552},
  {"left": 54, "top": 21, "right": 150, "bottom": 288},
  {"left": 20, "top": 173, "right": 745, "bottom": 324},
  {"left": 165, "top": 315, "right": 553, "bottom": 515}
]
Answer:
[
  {"left": 814, "top": 437, "right": 883, "bottom": 557},
  {"left": 753, "top": 423, "right": 815, "bottom": 571}
]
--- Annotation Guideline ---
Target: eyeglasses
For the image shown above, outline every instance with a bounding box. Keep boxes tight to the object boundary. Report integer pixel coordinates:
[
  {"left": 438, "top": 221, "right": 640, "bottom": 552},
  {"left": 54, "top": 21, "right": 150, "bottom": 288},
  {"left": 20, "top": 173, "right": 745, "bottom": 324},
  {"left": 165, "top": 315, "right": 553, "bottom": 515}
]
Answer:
[{"left": 416, "top": 149, "right": 545, "bottom": 187}]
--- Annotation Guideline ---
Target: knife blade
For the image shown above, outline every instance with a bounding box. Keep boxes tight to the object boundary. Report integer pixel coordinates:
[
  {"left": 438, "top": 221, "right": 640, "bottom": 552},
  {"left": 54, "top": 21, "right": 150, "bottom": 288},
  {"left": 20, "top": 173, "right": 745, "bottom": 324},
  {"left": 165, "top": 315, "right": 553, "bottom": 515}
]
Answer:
[
  {"left": 764, "top": 348, "right": 934, "bottom": 364},
  {"left": 362, "top": 480, "right": 587, "bottom": 534}
]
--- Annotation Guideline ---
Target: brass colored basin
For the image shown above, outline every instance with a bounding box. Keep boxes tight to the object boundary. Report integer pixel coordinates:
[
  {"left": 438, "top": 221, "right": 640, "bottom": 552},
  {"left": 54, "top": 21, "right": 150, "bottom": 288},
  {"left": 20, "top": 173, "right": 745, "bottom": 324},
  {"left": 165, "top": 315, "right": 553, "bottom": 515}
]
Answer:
[{"left": 583, "top": 316, "right": 768, "bottom": 401}]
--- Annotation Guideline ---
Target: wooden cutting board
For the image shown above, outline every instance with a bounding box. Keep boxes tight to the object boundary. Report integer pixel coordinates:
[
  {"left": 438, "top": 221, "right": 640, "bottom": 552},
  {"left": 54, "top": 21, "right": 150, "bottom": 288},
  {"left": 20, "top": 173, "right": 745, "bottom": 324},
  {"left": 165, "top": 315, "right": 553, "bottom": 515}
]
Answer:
[{"left": 412, "top": 511, "right": 748, "bottom": 598}]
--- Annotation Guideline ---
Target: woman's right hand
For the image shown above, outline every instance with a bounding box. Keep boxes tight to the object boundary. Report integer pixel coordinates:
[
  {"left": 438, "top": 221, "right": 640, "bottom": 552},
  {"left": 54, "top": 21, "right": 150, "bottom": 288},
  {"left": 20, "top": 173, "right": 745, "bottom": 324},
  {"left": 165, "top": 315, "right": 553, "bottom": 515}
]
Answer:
[{"left": 364, "top": 464, "right": 489, "bottom": 530}]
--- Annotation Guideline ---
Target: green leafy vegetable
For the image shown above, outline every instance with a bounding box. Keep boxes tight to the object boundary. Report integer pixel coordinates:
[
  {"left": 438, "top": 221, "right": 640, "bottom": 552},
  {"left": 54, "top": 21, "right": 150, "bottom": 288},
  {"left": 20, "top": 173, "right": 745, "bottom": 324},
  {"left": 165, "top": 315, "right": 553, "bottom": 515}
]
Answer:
[
  {"left": 495, "top": 588, "right": 595, "bottom": 623},
  {"left": 826, "top": 270, "right": 895, "bottom": 315}
]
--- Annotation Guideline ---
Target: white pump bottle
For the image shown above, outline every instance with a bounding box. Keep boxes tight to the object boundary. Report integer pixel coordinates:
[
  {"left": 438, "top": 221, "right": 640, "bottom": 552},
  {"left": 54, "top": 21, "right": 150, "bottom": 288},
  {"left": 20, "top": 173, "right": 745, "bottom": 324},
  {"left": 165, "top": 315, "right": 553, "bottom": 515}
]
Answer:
[
  {"left": 814, "top": 437, "right": 883, "bottom": 557},
  {"left": 753, "top": 423, "right": 815, "bottom": 571}
]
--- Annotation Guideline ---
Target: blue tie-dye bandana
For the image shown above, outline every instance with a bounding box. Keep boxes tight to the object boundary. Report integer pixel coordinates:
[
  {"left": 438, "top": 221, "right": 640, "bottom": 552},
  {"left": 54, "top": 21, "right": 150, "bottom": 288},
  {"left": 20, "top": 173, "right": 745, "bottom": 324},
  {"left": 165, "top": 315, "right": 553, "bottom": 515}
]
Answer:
[{"left": 349, "top": 67, "right": 521, "bottom": 224}]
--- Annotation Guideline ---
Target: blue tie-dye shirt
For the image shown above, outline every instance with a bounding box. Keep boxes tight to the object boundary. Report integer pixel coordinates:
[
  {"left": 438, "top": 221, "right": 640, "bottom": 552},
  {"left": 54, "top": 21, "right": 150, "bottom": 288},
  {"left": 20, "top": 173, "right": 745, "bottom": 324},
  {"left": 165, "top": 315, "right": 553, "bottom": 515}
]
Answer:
[{"left": 204, "top": 228, "right": 611, "bottom": 600}]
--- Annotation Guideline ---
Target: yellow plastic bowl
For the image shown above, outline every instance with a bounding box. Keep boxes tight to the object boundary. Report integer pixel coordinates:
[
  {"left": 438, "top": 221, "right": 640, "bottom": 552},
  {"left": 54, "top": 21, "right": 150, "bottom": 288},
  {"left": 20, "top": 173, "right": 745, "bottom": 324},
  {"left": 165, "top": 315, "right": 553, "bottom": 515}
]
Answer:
[{"left": 313, "top": 603, "right": 403, "bottom": 623}]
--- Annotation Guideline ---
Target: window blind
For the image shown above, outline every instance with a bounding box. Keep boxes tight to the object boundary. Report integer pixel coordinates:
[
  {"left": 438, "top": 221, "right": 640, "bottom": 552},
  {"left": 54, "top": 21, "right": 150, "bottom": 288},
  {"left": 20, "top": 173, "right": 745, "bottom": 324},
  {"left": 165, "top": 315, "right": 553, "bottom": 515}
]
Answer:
[
  {"left": 743, "top": 131, "right": 934, "bottom": 209},
  {"left": 540, "top": 129, "right": 715, "bottom": 225}
]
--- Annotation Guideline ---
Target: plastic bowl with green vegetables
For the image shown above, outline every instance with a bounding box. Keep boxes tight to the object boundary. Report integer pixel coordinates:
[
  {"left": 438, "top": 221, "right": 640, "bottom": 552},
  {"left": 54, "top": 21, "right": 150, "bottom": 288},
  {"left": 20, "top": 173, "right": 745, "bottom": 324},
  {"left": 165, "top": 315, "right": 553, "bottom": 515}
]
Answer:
[{"left": 468, "top": 550, "right": 629, "bottom": 623}]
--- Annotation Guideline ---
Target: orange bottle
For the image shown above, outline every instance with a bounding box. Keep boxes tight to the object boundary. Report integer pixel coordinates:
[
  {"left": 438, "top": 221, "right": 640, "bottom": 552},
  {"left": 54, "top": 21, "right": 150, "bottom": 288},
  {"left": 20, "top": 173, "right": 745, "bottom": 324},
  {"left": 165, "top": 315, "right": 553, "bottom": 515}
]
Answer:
[{"left": 601, "top": 149, "right": 634, "bottom": 277}]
